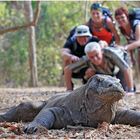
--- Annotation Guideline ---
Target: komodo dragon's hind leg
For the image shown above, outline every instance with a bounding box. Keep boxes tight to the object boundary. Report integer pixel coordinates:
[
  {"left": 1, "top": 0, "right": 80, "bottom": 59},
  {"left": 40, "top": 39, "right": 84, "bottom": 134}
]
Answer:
[
  {"left": 113, "top": 109, "right": 140, "bottom": 126},
  {"left": 0, "top": 101, "right": 46, "bottom": 122}
]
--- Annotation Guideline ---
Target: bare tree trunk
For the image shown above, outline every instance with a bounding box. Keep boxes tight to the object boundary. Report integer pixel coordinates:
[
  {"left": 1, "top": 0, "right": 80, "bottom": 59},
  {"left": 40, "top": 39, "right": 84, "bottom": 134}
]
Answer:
[
  {"left": 84, "top": 0, "right": 89, "bottom": 22},
  {"left": 24, "top": 1, "right": 38, "bottom": 87}
]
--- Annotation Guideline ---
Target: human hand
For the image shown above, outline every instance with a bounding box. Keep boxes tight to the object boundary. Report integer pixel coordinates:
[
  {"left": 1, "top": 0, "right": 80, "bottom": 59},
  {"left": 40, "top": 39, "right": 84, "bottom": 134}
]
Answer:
[
  {"left": 116, "top": 45, "right": 125, "bottom": 50},
  {"left": 85, "top": 68, "right": 95, "bottom": 79},
  {"left": 71, "top": 55, "right": 80, "bottom": 62},
  {"left": 99, "top": 40, "right": 108, "bottom": 48}
]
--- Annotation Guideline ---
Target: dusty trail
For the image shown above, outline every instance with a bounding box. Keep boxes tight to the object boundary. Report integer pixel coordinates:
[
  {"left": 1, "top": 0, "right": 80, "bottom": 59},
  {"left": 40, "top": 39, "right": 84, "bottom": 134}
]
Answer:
[{"left": 0, "top": 86, "right": 140, "bottom": 139}]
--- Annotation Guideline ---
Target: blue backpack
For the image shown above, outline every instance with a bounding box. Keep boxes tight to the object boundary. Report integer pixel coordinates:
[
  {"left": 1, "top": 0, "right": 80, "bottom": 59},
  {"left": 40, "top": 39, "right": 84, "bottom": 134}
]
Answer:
[
  {"left": 129, "top": 8, "right": 140, "bottom": 20},
  {"left": 129, "top": 8, "right": 140, "bottom": 32}
]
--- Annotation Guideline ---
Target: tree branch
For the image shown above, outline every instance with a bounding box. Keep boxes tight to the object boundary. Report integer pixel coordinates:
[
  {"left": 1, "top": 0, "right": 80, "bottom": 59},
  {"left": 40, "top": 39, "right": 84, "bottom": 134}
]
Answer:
[
  {"left": 32, "top": 1, "right": 41, "bottom": 26},
  {"left": 0, "top": 23, "right": 32, "bottom": 35},
  {"left": 0, "top": 1, "right": 41, "bottom": 35}
]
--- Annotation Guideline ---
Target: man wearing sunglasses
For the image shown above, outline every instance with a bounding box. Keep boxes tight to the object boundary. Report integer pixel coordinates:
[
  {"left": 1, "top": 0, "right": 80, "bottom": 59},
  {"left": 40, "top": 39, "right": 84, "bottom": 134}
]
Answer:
[{"left": 61, "top": 25, "right": 107, "bottom": 91}]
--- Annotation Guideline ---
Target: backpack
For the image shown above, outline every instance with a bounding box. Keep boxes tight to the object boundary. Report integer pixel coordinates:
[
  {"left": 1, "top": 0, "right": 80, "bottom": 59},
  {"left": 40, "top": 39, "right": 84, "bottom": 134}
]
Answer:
[
  {"left": 129, "top": 8, "right": 140, "bottom": 32},
  {"left": 101, "top": 7, "right": 113, "bottom": 22},
  {"left": 129, "top": 8, "right": 140, "bottom": 21}
]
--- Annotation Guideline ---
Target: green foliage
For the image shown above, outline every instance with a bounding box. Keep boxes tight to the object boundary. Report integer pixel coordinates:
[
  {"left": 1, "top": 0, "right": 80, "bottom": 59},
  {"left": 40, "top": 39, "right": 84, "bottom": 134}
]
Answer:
[
  {"left": 0, "top": 1, "right": 138, "bottom": 87},
  {"left": 36, "top": 1, "right": 86, "bottom": 86},
  {"left": 0, "top": 31, "right": 29, "bottom": 87},
  {"left": 0, "top": 1, "right": 87, "bottom": 87}
]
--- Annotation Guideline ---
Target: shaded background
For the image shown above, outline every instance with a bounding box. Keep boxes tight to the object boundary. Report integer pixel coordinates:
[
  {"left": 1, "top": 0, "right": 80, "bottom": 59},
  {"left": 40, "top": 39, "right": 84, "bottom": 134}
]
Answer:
[{"left": 0, "top": 1, "right": 139, "bottom": 87}]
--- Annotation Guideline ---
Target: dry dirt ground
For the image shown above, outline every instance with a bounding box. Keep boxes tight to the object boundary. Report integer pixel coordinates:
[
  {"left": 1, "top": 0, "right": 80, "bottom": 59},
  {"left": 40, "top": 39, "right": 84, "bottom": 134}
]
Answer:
[{"left": 0, "top": 87, "right": 140, "bottom": 139}]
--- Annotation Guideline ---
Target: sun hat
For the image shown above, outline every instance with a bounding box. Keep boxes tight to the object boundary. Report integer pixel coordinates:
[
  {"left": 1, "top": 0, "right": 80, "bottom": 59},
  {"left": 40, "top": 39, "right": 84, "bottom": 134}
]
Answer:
[{"left": 75, "top": 25, "right": 92, "bottom": 37}]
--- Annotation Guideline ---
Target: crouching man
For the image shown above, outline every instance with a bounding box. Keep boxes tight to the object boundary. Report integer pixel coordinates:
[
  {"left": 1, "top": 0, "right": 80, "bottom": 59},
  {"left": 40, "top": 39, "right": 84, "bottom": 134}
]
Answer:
[
  {"left": 61, "top": 25, "right": 107, "bottom": 91},
  {"left": 66, "top": 42, "right": 135, "bottom": 95}
]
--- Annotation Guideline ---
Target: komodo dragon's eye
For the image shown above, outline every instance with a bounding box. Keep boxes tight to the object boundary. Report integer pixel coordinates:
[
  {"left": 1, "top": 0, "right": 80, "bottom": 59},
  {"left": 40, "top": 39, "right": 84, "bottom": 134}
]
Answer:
[{"left": 107, "top": 83, "right": 113, "bottom": 87}]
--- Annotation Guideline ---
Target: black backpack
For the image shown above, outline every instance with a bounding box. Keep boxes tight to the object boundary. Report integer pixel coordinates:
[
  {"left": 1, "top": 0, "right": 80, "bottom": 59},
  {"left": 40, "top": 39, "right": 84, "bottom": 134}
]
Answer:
[
  {"left": 129, "top": 8, "right": 140, "bottom": 21},
  {"left": 129, "top": 8, "right": 140, "bottom": 32}
]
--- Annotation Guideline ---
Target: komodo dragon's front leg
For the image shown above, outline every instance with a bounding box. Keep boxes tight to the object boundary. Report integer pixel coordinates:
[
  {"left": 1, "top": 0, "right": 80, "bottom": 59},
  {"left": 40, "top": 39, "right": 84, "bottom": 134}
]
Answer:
[
  {"left": 113, "top": 109, "right": 140, "bottom": 126},
  {"left": 24, "top": 107, "right": 66, "bottom": 134},
  {"left": 0, "top": 101, "right": 46, "bottom": 122}
]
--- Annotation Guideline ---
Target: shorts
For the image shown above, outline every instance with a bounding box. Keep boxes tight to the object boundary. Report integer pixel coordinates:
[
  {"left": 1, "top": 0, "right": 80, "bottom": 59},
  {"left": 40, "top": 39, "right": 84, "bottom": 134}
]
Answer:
[{"left": 72, "top": 67, "right": 88, "bottom": 79}]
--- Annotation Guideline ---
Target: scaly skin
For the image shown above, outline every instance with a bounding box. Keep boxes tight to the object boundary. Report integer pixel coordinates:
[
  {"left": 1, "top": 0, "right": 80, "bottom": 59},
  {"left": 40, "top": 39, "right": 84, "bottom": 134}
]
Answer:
[{"left": 1, "top": 74, "right": 139, "bottom": 134}]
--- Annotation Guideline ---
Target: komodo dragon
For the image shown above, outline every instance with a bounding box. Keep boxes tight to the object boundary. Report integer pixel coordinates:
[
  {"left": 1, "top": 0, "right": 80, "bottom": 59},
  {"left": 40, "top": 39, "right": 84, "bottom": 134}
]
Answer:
[{"left": 0, "top": 74, "right": 140, "bottom": 134}]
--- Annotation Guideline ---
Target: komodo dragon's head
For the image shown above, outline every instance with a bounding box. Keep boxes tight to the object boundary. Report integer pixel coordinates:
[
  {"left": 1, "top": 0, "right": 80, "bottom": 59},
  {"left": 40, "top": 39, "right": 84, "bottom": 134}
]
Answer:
[
  {"left": 84, "top": 74, "right": 125, "bottom": 124},
  {"left": 85, "top": 74, "right": 125, "bottom": 103}
]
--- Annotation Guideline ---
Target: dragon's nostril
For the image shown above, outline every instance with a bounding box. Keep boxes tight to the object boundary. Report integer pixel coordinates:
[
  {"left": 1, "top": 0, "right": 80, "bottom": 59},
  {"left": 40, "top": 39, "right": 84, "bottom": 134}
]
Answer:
[{"left": 108, "top": 84, "right": 112, "bottom": 87}]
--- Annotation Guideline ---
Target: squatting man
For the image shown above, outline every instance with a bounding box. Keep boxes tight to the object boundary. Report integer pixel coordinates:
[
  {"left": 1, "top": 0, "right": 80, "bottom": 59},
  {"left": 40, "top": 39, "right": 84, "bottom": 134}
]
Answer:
[
  {"left": 65, "top": 42, "right": 135, "bottom": 95},
  {"left": 62, "top": 25, "right": 107, "bottom": 91}
]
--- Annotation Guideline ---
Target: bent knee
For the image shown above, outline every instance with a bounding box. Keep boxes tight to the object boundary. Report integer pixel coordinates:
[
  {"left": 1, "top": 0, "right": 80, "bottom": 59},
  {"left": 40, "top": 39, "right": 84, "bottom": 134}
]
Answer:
[
  {"left": 64, "top": 66, "right": 72, "bottom": 73},
  {"left": 18, "top": 101, "right": 45, "bottom": 111},
  {"left": 18, "top": 102, "right": 35, "bottom": 110}
]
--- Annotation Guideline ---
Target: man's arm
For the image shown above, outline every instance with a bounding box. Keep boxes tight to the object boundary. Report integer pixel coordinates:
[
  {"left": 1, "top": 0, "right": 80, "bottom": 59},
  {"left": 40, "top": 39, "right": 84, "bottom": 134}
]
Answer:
[
  {"left": 67, "top": 56, "right": 88, "bottom": 73},
  {"left": 61, "top": 48, "right": 80, "bottom": 65},
  {"left": 61, "top": 48, "right": 73, "bottom": 62},
  {"left": 123, "top": 68, "right": 134, "bottom": 92},
  {"left": 104, "top": 48, "right": 134, "bottom": 92}
]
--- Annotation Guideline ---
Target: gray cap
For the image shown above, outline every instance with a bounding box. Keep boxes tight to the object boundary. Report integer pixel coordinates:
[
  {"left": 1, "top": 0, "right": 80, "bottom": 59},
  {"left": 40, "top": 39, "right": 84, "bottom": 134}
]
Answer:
[{"left": 75, "top": 25, "right": 92, "bottom": 37}]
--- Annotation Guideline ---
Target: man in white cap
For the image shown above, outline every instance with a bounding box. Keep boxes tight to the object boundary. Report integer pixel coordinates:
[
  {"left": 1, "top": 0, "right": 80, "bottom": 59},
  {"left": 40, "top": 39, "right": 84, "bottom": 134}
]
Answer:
[{"left": 62, "top": 25, "right": 107, "bottom": 91}]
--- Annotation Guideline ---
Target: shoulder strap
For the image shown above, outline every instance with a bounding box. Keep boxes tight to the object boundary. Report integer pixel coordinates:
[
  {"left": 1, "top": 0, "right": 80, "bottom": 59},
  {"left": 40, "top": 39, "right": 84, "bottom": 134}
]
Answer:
[
  {"left": 87, "top": 17, "right": 111, "bottom": 33},
  {"left": 73, "top": 40, "right": 78, "bottom": 52},
  {"left": 103, "top": 16, "right": 111, "bottom": 32},
  {"left": 87, "top": 18, "right": 93, "bottom": 33},
  {"left": 130, "top": 19, "right": 140, "bottom": 33},
  {"left": 68, "top": 36, "right": 78, "bottom": 52}
]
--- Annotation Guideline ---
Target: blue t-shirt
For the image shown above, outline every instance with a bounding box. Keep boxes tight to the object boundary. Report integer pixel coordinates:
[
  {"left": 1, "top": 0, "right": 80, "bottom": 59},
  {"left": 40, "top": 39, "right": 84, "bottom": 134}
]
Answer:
[{"left": 63, "top": 36, "right": 99, "bottom": 58}]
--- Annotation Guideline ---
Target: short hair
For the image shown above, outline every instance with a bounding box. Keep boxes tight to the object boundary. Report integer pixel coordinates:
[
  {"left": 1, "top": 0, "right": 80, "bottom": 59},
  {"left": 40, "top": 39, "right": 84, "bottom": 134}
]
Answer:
[
  {"left": 84, "top": 42, "right": 101, "bottom": 55},
  {"left": 115, "top": 7, "right": 129, "bottom": 19}
]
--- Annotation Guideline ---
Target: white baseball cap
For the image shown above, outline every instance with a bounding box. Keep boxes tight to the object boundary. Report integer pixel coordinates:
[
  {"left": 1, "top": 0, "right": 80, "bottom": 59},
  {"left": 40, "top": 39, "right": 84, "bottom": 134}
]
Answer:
[{"left": 75, "top": 25, "right": 92, "bottom": 37}]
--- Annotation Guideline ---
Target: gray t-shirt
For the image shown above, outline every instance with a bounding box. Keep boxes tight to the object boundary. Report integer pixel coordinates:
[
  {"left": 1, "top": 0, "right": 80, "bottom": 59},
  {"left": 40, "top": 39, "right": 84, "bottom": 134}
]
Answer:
[
  {"left": 88, "top": 47, "right": 131, "bottom": 76},
  {"left": 68, "top": 47, "right": 131, "bottom": 76}
]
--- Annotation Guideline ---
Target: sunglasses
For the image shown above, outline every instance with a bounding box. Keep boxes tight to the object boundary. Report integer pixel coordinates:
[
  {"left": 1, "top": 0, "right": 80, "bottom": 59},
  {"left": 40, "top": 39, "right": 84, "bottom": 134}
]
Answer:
[
  {"left": 77, "top": 30, "right": 88, "bottom": 34},
  {"left": 115, "top": 15, "right": 127, "bottom": 21}
]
